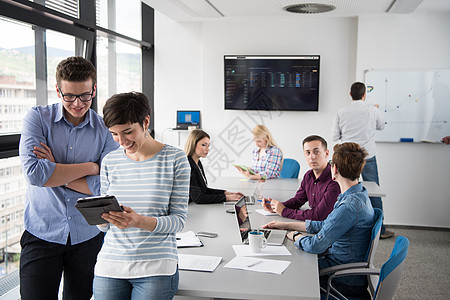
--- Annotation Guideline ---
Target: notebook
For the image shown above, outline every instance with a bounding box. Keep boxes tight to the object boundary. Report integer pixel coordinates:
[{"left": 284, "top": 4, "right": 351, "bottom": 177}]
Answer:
[
  {"left": 234, "top": 197, "right": 286, "bottom": 246},
  {"left": 174, "top": 110, "right": 200, "bottom": 130},
  {"left": 223, "top": 181, "right": 262, "bottom": 205}
]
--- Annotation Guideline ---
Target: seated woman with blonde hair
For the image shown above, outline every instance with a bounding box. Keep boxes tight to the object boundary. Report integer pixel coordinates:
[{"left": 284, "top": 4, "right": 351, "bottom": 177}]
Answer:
[
  {"left": 236, "top": 125, "right": 283, "bottom": 180},
  {"left": 185, "top": 129, "right": 243, "bottom": 204}
]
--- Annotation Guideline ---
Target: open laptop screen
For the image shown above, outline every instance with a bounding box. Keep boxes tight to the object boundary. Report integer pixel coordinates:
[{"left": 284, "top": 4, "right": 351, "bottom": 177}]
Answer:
[
  {"left": 177, "top": 110, "right": 200, "bottom": 129},
  {"left": 235, "top": 197, "right": 251, "bottom": 242}
]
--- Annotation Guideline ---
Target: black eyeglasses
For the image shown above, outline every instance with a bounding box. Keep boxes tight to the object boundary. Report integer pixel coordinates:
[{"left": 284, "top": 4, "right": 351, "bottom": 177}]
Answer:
[
  {"left": 328, "top": 160, "right": 335, "bottom": 166},
  {"left": 58, "top": 86, "right": 95, "bottom": 102}
]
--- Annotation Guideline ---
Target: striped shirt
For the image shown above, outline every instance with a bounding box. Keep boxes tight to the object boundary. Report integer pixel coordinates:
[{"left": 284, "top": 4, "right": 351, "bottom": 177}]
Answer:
[
  {"left": 94, "top": 145, "right": 190, "bottom": 278},
  {"left": 251, "top": 146, "right": 283, "bottom": 179}
]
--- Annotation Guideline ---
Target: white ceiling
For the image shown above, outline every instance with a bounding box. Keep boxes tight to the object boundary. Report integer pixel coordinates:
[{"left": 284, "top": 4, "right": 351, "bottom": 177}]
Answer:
[{"left": 143, "top": 0, "right": 450, "bottom": 21}]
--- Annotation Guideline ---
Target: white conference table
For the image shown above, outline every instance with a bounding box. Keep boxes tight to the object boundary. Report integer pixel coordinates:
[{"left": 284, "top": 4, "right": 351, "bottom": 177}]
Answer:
[
  {"left": 212, "top": 176, "right": 386, "bottom": 198},
  {"left": 177, "top": 202, "right": 320, "bottom": 300}
]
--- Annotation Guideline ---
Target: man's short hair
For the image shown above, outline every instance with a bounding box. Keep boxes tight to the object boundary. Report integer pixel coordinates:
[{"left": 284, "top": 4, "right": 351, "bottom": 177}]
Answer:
[
  {"left": 103, "top": 92, "right": 151, "bottom": 128},
  {"left": 350, "top": 82, "right": 366, "bottom": 100},
  {"left": 332, "top": 142, "right": 368, "bottom": 181},
  {"left": 56, "top": 56, "right": 96, "bottom": 86},
  {"left": 302, "top": 135, "right": 327, "bottom": 150}
]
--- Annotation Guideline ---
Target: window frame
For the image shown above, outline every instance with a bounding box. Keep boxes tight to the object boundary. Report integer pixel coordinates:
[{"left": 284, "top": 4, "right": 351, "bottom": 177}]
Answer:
[{"left": 0, "top": 0, "right": 155, "bottom": 158}]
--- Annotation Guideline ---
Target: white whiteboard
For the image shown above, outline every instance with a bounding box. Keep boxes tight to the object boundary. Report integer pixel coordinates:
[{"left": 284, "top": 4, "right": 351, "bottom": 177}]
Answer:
[{"left": 365, "top": 70, "right": 450, "bottom": 143}]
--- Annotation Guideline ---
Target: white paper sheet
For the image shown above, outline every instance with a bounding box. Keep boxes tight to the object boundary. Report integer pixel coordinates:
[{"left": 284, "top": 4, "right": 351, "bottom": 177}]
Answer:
[
  {"left": 178, "top": 254, "right": 222, "bottom": 272},
  {"left": 176, "top": 231, "right": 203, "bottom": 247},
  {"left": 232, "top": 244, "right": 291, "bottom": 256},
  {"left": 255, "top": 208, "right": 278, "bottom": 216},
  {"left": 224, "top": 256, "right": 291, "bottom": 275}
]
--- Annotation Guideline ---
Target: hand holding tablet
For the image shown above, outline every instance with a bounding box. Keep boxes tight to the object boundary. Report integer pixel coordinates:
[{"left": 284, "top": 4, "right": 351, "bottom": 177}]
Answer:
[{"left": 75, "top": 195, "right": 123, "bottom": 225}]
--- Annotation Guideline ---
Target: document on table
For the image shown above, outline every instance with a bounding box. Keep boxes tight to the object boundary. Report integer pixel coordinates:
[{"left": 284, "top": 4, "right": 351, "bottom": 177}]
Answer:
[
  {"left": 178, "top": 254, "right": 222, "bottom": 272},
  {"left": 232, "top": 244, "right": 291, "bottom": 256},
  {"left": 224, "top": 256, "right": 291, "bottom": 275},
  {"left": 255, "top": 209, "right": 278, "bottom": 216},
  {"left": 176, "top": 231, "right": 203, "bottom": 248}
]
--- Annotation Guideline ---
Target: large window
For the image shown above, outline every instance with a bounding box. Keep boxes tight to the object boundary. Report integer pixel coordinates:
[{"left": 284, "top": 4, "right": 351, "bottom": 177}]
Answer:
[{"left": 0, "top": 0, "right": 154, "bottom": 291}]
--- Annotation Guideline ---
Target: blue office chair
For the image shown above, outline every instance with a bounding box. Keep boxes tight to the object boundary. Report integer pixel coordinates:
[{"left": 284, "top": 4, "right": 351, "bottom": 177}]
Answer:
[
  {"left": 280, "top": 158, "right": 300, "bottom": 178},
  {"left": 325, "top": 236, "right": 409, "bottom": 300},
  {"left": 320, "top": 208, "right": 383, "bottom": 294}
]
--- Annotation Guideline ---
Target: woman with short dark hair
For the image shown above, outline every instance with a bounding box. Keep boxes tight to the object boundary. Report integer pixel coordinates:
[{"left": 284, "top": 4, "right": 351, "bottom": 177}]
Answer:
[{"left": 94, "top": 92, "right": 190, "bottom": 300}]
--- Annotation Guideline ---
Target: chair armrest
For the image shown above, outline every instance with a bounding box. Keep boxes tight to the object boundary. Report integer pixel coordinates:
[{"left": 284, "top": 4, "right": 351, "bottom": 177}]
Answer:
[
  {"left": 326, "top": 268, "right": 381, "bottom": 300},
  {"left": 332, "top": 267, "right": 381, "bottom": 279},
  {"left": 319, "top": 262, "right": 369, "bottom": 276}
]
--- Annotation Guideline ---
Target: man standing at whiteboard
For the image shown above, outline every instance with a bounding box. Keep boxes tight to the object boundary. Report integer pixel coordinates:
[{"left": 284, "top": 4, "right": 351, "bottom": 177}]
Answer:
[{"left": 332, "top": 82, "right": 394, "bottom": 239}]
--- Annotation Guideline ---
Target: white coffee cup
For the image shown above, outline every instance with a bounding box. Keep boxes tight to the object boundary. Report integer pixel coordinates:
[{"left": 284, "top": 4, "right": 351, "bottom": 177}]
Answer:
[{"left": 248, "top": 231, "right": 267, "bottom": 253}]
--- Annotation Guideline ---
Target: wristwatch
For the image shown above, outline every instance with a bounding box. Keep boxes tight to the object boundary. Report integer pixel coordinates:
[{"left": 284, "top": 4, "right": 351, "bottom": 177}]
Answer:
[{"left": 292, "top": 231, "right": 302, "bottom": 242}]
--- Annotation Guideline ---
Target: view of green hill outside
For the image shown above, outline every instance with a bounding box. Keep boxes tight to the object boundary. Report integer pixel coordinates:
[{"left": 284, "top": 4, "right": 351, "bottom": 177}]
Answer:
[{"left": 0, "top": 22, "right": 141, "bottom": 279}]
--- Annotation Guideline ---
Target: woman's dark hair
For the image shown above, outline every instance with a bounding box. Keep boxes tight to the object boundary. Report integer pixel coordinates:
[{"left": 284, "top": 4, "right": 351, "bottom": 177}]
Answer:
[
  {"left": 103, "top": 92, "right": 151, "bottom": 128},
  {"left": 332, "top": 142, "right": 368, "bottom": 181}
]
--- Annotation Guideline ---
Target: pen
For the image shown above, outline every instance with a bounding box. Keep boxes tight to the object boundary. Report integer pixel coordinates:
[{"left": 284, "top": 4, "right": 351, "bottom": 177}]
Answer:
[
  {"left": 257, "top": 199, "right": 271, "bottom": 204},
  {"left": 247, "top": 261, "right": 262, "bottom": 268}
]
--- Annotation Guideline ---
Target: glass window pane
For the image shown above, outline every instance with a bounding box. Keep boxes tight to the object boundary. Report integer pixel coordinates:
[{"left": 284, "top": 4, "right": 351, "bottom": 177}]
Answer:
[
  {"left": 0, "top": 17, "right": 36, "bottom": 135},
  {"left": 96, "top": 0, "right": 141, "bottom": 40},
  {"left": 46, "top": 30, "right": 76, "bottom": 105},
  {"left": 96, "top": 36, "right": 141, "bottom": 114},
  {"left": 0, "top": 157, "right": 25, "bottom": 278}
]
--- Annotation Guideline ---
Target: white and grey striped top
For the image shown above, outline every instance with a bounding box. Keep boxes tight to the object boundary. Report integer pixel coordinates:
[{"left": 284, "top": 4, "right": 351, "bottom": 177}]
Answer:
[{"left": 94, "top": 144, "right": 190, "bottom": 279}]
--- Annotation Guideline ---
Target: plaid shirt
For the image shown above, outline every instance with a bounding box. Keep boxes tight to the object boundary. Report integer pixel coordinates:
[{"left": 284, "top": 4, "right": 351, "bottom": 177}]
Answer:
[{"left": 250, "top": 146, "right": 283, "bottom": 179}]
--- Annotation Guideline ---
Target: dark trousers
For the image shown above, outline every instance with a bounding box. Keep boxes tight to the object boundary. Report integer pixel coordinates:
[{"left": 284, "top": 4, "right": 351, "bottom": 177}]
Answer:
[
  {"left": 361, "top": 156, "right": 386, "bottom": 234},
  {"left": 20, "top": 230, "right": 104, "bottom": 300}
]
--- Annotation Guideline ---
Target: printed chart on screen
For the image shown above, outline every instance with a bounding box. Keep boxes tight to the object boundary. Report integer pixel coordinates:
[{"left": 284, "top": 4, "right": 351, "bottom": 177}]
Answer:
[{"left": 365, "top": 70, "right": 450, "bottom": 143}]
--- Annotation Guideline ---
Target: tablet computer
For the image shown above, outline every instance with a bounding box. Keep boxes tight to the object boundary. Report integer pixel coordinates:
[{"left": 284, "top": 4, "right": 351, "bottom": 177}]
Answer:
[
  {"left": 75, "top": 195, "right": 123, "bottom": 225},
  {"left": 233, "top": 164, "right": 256, "bottom": 175}
]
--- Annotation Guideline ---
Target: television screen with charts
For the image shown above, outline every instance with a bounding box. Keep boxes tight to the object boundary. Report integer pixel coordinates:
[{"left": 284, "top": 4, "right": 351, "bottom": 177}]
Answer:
[{"left": 224, "top": 55, "right": 320, "bottom": 111}]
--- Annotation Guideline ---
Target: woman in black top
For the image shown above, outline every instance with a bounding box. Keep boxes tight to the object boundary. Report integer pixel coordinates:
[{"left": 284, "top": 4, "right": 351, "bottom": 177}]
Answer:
[{"left": 185, "top": 130, "right": 243, "bottom": 204}]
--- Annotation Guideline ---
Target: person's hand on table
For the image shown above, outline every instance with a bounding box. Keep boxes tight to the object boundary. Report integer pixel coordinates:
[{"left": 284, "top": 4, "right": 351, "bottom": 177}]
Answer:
[
  {"left": 261, "top": 221, "right": 288, "bottom": 230},
  {"left": 286, "top": 231, "right": 303, "bottom": 242},
  {"left": 225, "top": 192, "right": 242, "bottom": 202}
]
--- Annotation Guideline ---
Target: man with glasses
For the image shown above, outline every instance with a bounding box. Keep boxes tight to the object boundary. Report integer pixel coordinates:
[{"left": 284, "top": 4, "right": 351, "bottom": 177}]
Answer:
[
  {"left": 19, "top": 56, "right": 119, "bottom": 299},
  {"left": 262, "top": 135, "right": 340, "bottom": 221}
]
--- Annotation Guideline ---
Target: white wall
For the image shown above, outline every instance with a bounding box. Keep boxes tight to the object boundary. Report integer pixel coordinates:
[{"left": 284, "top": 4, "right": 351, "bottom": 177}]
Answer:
[
  {"left": 356, "top": 13, "right": 450, "bottom": 228},
  {"left": 153, "top": 11, "right": 450, "bottom": 228}
]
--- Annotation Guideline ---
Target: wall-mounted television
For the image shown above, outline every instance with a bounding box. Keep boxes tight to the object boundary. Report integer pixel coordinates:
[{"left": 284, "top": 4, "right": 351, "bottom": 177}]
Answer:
[{"left": 224, "top": 55, "right": 320, "bottom": 111}]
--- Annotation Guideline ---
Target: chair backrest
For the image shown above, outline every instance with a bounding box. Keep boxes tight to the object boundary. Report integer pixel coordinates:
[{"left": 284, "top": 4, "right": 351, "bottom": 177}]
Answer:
[
  {"left": 366, "top": 208, "right": 383, "bottom": 265},
  {"left": 374, "top": 236, "right": 410, "bottom": 300},
  {"left": 280, "top": 158, "right": 300, "bottom": 178},
  {"left": 366, "top": 208, "right": 383, "bottom": 295}
]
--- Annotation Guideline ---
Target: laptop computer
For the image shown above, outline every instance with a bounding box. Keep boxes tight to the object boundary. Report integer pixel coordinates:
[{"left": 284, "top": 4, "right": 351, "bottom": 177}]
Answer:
[
  {"left": 223, "top": 181, "right": 262, "bottom": 205},
  {"left": 234, "top": 197, "right": 286, "bottom": 246},
  {"left": 174, "top": 110, "right": 200, "bottom": 130}
]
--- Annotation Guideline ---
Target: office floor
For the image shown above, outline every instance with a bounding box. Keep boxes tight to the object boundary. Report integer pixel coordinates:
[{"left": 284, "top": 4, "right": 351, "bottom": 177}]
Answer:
[{"left": 373, "top": 226, "right": 450, "bottom": 300}]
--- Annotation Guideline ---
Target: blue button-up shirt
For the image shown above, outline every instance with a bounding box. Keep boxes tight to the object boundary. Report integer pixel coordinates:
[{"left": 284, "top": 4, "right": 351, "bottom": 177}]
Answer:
[
  {"left": 295, "top": 183, "right": 375, "bottom": 286},
  {"left": 19, "top": 103, "right": 119, "bottom": 245}
]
